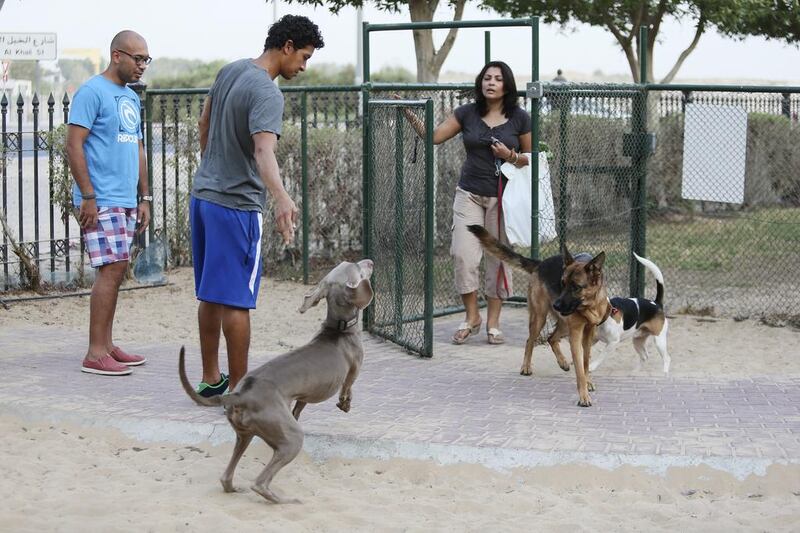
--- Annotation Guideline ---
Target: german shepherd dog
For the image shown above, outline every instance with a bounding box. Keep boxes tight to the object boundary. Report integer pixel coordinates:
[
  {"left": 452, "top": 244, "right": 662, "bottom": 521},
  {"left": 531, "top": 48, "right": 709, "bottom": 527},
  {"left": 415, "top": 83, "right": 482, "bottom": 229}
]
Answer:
[{"left": 467, "top": 225, "right": 610, "bottom": 407}]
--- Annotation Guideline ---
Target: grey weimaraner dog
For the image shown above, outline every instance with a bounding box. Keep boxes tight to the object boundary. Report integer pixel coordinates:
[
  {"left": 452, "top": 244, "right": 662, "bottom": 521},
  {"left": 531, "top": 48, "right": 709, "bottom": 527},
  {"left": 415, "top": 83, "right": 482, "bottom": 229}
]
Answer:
[{"left": 179, "top": 259, "right": 374, "bottom": 504}]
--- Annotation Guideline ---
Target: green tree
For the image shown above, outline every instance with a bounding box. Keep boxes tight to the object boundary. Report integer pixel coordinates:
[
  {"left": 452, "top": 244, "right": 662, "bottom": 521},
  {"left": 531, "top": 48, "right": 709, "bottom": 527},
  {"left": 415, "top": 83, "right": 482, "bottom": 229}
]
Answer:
[
  {"left": 281, "top": 63, "right": 414, "bottom": 85},
  {"left": 281, "top": 0, "right": 466, "bottom": 82},
  {"left": 147, "top": 58, "right": 227, "bottom": 89},
  {"left": 57, "top": 58, "right": 95, "bottom": 90},
  {"left": 281, "top": 62, "right": 357, "bottom": 85},
  {"left": 480, "top": 0, "right": 800, "bottom": 83},
  {"left": 373, "top": 64, "right": 415, "bottom": 82}
]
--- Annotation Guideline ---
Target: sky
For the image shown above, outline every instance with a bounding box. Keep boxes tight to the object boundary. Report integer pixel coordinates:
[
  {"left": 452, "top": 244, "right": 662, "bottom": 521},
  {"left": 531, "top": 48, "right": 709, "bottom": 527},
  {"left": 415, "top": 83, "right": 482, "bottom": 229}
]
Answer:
[{"left": 1, "top": 0, "right": 799, "bottom": 84}]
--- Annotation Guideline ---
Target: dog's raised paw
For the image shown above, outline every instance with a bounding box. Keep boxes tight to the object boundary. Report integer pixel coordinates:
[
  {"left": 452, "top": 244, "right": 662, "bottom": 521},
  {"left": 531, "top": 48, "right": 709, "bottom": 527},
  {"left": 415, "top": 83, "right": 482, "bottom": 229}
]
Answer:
[
  {"left": 587, "top": 381, "right": 596, "bottom": 392},
  {"left": 337, "top": 398, "right": 351, "bottom": 412}
]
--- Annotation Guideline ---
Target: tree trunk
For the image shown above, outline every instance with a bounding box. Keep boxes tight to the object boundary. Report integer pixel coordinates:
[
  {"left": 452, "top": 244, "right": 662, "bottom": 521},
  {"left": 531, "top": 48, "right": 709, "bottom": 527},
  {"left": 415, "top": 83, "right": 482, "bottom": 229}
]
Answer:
[
  {"left": 659, "top": 14, "right": 706, "bottom": 84},
  {"left": 408, "top": 0, "right": 465, "bottom": 83}
]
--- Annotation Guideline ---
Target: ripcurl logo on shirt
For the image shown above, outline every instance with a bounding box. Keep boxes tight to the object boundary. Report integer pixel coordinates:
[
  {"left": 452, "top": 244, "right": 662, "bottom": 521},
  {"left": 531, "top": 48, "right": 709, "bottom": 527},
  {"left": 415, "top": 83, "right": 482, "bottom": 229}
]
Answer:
[{"left": 116, "top": 95, "right": 140, "bottom": 143}]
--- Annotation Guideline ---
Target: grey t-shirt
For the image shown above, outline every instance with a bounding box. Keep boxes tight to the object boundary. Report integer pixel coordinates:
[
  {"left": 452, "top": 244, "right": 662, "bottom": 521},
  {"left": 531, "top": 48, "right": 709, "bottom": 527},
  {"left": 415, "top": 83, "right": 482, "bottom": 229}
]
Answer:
[
  {"left": 453, "top": 103, "right": 531, "bottom": 197},
  {"left": 192, "top": 58, "right": 284, "bottom": 212}
]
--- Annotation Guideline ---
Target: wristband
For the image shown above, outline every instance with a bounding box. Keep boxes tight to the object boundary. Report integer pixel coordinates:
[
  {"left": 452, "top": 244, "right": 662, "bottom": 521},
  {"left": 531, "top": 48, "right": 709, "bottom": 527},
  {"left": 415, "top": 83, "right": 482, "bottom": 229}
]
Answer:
[
  {"left": 82, "top": 193, "right": 96, "bottom": 200},
  {"left": 139, "top": 195, "right": 153, "bottom": 202}
]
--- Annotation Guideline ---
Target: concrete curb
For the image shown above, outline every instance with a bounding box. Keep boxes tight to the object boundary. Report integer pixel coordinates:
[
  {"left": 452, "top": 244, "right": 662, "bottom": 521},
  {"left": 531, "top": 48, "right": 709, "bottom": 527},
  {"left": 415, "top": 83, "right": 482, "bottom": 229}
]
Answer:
[{"left": 4, "top": 400, "right": 795, "bottom": 480}]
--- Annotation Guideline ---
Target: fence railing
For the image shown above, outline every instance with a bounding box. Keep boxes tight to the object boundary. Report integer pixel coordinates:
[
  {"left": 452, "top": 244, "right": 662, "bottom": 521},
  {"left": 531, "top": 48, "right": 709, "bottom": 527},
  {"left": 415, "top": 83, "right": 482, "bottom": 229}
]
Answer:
[{"left": 2, "top": 82, "right": 799, "bottom": 321}]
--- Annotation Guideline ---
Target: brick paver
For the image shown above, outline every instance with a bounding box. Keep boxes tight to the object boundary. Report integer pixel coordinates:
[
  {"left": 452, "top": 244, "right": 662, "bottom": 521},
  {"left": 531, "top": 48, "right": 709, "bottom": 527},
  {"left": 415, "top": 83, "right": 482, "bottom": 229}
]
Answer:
[{"left": 1, "top": 310, "right": 798, "bottom": 476}]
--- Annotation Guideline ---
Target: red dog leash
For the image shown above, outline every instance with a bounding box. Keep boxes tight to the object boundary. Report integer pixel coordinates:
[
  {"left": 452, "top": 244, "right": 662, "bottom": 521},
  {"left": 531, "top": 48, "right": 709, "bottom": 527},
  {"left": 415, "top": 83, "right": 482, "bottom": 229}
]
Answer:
[{"left": 495, "top": 162, "right": 510, "bottom": 299}]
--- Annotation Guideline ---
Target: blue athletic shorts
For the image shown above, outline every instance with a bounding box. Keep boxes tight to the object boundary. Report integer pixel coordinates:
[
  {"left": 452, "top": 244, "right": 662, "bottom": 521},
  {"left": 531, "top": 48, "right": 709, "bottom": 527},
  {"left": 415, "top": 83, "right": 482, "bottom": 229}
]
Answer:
[{"left": 190, "top": 196, "right": 264, "bottom": 309}]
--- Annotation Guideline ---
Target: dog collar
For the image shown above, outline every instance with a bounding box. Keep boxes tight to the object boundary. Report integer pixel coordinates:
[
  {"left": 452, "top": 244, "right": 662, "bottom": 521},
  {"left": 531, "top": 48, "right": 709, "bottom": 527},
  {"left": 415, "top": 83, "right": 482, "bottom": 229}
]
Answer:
[
  {"left": 598, "top": 300, "right": 615, "bottom": 326},
  {"left": 325, "top": 316, "right": 359, "bottom": 332}
]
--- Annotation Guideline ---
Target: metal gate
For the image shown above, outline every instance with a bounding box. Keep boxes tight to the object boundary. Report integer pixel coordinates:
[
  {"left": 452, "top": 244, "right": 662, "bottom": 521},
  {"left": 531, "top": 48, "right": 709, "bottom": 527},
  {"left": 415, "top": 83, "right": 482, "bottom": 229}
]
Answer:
[{"left": 364, "top": 99, "right": 435, "bottom": 357}]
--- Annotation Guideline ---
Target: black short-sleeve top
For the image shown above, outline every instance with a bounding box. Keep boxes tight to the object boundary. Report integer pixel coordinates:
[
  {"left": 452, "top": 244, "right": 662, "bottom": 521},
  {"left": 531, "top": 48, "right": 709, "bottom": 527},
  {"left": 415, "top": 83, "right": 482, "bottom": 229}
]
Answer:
[{"left": 453, "top": 103, "right": 531, "bottom": 197}]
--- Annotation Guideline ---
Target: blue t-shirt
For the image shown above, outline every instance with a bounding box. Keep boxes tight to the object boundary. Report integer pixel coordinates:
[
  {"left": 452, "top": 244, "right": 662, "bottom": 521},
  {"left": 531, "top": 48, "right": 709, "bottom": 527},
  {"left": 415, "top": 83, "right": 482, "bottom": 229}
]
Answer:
[{"left": 69, "top": 75, "right": 142, "bottom": 208}]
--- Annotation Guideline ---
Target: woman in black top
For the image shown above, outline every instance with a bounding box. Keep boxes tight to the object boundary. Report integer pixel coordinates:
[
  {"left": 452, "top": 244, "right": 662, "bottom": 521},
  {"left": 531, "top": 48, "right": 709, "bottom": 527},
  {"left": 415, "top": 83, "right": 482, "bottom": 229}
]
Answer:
[{"left": 404, "top": 61, "right": 531, "bottom": 344}]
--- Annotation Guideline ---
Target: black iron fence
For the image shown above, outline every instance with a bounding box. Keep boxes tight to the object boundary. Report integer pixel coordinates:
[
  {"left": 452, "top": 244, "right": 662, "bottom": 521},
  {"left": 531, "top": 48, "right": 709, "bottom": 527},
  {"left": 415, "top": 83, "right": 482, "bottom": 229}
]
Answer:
[{"left": 0, "top": 91, "right": 85, "bottom": 290}]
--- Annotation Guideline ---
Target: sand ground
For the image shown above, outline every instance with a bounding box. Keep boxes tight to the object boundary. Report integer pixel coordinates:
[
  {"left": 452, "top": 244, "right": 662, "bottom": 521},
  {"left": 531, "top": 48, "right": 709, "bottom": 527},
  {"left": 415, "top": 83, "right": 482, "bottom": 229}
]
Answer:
[{"left": 1, "top": 267, "right": 799, "bottom": 531}]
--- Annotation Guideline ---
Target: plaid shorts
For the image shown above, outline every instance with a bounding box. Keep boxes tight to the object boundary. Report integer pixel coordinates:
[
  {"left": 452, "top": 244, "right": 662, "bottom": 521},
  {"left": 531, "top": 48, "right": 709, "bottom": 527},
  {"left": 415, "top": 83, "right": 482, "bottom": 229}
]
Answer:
[{"left": 82, "top": 207, "right": 137, "bottom": 268}]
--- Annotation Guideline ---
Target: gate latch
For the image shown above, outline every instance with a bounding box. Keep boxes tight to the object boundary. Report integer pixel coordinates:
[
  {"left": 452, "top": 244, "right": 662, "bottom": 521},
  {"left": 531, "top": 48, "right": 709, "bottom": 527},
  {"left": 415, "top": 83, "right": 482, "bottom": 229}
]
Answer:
[{"left": 623, "top": 132, "right": 657, "bottom": 157}]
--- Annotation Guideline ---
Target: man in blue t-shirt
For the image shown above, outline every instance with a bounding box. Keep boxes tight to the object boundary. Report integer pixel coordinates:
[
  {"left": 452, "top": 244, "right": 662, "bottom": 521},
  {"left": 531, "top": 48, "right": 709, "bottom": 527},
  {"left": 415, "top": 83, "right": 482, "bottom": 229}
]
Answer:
[{"left": 66, "top": 30, "right": 152, "bottom": 377}]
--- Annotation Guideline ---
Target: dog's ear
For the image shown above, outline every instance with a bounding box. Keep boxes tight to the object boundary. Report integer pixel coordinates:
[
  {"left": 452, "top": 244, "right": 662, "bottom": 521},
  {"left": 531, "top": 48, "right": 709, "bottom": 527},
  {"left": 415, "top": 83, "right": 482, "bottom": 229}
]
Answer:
[
  {"left": 350, "top": 279, "right": 374, "bottom": 309},
  {"left": 562, "top": 243, "right": 575, "bottom": 266},
  {"left": 298, "top": 282, "right": 328, "bottom": 313},
  {"left": 586, "top": 251, "right": 606, "bottom": 273}
]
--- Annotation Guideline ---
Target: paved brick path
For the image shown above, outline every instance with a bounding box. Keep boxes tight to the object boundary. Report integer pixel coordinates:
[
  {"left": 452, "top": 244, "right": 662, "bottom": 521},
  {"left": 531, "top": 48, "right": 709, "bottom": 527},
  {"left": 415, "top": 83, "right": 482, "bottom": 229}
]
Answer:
[{"left": 2, "top": 310, "right": 798, "bottom": 477}]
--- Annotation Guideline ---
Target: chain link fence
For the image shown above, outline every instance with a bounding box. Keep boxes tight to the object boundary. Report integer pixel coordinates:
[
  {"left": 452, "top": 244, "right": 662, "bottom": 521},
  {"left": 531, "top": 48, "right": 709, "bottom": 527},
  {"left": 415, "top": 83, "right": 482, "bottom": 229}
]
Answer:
[
  {"left": 371, "top": 87, "right": 536, "bottom": 316},
  {"left": 645, "top": 88, "right": 800, "bottom": 317},
  {"left": 536, "top": 84, "right": 647, "bottom": 300},
  {"left": 3, "top": 83, "right": 799, "bottom": 329}
]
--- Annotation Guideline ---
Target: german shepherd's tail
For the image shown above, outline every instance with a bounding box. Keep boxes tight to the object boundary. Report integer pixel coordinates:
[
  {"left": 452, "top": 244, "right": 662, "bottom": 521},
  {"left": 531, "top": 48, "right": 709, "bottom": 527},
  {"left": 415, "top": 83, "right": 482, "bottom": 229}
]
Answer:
[
  {"left": 633, "top": 252, "right": 665, "bottom": 307},
  {"left": 179, "top": 346, "right": 243, "bottom": 408},
  {"left": 467, "top": 225, "right": 541, "bottom": 274}
]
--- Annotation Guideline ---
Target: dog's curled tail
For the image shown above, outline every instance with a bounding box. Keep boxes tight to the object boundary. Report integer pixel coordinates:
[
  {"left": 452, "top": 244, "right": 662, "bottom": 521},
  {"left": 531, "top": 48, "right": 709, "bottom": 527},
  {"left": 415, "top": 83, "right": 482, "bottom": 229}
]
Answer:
[
  {"left": 633, "top": 252, "right": 665, "bottom": 306},
  {"left": 179, "top": 346, "right": 242, "bottom": 408},
  {"left": 467, "top": 225, "right": 540, "bottom": 274}
]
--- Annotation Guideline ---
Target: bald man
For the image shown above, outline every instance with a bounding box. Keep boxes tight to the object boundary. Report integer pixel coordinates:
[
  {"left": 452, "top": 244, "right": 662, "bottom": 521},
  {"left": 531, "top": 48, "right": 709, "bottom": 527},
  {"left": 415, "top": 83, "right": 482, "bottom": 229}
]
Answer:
[{"left": 66, "top": 30, "right": 153, "bottom": 376}]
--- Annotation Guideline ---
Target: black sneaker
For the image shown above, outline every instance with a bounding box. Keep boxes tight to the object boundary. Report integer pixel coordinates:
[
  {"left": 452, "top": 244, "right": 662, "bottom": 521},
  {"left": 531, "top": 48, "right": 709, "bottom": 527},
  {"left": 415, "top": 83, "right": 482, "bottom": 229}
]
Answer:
[{"left": 197, "top": 373, "right": 229, "bottom": 398}]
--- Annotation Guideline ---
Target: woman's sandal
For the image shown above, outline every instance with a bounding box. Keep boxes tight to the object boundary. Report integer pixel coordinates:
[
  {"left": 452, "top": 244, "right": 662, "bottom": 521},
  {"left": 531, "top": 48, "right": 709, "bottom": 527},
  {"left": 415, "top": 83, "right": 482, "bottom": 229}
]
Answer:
[
  {"left": 487, "top": 327, "right": 505, "bottom": 345},
  {"left": 452, "top": 321, "right": 481, "bottom": 345}
]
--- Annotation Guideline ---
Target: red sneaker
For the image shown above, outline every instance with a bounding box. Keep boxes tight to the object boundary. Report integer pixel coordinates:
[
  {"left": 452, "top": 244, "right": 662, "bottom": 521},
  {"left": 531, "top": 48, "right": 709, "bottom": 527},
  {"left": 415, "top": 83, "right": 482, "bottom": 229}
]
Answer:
[
  {"left": 81, "top": 354, "right": 133, "bottom": 376},
  {"left": 110, "top": 346, "right": 147, "bottom": 366}
]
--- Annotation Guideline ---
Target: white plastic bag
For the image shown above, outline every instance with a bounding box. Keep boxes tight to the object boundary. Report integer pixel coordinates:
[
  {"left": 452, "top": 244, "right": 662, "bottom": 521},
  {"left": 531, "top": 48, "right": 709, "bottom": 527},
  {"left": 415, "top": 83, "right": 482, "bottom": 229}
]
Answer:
[{"left": 500, "top": 152, "right": 557, "bottom": 247}]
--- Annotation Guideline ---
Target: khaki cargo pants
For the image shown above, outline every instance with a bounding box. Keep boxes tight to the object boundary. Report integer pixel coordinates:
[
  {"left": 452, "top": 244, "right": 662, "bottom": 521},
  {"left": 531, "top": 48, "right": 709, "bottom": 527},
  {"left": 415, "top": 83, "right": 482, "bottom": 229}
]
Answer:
[{"left": 450, "top": 186, "right": 512, "bottom": 299}]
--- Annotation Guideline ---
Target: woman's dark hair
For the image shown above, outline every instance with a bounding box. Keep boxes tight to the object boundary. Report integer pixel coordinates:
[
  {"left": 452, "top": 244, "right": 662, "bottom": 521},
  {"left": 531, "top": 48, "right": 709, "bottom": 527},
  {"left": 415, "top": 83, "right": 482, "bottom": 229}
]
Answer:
[
  {"left": 264, "top": 15, "right": 325, "bottom": 51},
  {"left": 474, "top": 61, "right": 518, "bottom": 118}
]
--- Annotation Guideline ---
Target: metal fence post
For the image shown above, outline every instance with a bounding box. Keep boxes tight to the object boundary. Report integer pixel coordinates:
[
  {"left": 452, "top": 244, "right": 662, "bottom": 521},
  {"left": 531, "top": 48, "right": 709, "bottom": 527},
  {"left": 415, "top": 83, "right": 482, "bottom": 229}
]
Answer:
[
  {"left": 62, "top": 93, "right": 71, "bottom": 275},
  {"left": 1, "top": 94, "right": 8, "bottom": 288},
  {"left": 16, "top": 93, "right": 23, "bottom": 244},
  {"left": 361, "top": 20, "right": 373, "bottom": 330},
  {"left": 32, "top": 94, "right": 40, "bottom": 266},
  {"left": 47, "top": 94, "right": 55, "bottom": 273},
  {"left": 484, "top": 31, "right": 491, "bottom": 64},
  {"left": 629, "top": 27, "right": 650, "bottom": 297},
  {"left": 301, "top": 90, "right": 309, "bottom": 284},
  {"left": 144, "top": 88, "right": 155, "bottom": 244},
  {"left": 394, "top": 107, "right": 405, "bottom": 341},
  {"left": 424, "top": 98, "right": 434, "bottom": 357},
  {"left": 530, "top": 16, "right": 540, "bottom": 261}
]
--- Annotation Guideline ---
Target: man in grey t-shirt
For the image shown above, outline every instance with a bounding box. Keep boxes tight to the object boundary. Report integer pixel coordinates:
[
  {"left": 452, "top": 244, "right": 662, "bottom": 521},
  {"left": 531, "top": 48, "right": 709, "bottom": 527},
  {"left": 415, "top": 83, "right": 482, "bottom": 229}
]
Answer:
[{"left": 189, "top": 15, "right": 324, "bottom": 397}]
